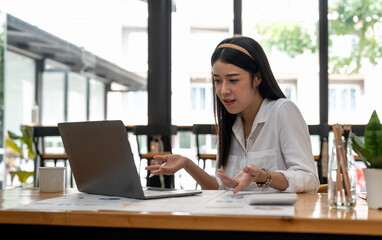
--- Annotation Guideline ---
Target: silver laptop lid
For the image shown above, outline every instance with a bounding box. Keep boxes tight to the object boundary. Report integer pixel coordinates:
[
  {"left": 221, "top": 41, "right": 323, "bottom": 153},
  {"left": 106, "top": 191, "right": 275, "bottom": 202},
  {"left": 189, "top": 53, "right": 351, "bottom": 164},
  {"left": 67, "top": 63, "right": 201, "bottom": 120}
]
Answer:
[{"left": 58, "top": 120, "right": 145, "bottom": 199}]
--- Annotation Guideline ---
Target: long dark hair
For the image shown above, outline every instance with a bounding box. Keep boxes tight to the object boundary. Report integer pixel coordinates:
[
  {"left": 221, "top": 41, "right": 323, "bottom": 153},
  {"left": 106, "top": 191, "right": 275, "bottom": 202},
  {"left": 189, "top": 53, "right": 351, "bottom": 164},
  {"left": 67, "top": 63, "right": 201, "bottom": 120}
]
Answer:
[{"left": 211, "top": 36, "right": 286, "bottom": 168}]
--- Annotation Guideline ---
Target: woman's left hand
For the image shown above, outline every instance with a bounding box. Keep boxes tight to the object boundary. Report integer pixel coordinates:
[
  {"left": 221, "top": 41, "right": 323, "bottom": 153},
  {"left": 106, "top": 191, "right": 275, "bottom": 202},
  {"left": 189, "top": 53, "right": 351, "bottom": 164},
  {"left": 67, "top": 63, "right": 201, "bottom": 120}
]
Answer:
[{"left": 217, "top": 165, "right": 264, "bottom": 194}]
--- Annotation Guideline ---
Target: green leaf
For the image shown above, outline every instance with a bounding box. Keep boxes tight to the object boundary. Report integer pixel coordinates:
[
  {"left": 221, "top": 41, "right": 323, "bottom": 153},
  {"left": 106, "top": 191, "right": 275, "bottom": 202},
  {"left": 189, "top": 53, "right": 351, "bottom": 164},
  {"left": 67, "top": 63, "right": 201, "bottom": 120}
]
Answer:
[
  {"left": 364, "top": 111, "right": 382, "bottom": 158},
  {"left": 7, "top": 125, "right": 36, "bottom": 160},
  {"left": 5, "top": 139, "right": 24, "bottom": 158},
  {"left": 27, "top": 142, "right": 36, "bottom": 159},
  {"left": 350, "top": 132, "right": 372, "bottom": 167},
  {"left": 21, "top": 126, "right": 36, "bottom": 159},
  {"left": 18, "top": 126, "right": 30, "bottom": 144},
  {"left": 7, "top": 130, "right": 21, "bottom": 140},
  {"left": 15, "top": 171, "right": 34, "bottom": 183},
  {"left": 256, "top": 20, "right": 317, "bottom": 58},
  {"left": 352, "top": 110, "right": 382, "bottom": 169},
  {"left": 328, "top": 0, "right": 382, "bottom": 74},
  {"left": 369, "top": 156, "right": 382, "bottom": 169}
]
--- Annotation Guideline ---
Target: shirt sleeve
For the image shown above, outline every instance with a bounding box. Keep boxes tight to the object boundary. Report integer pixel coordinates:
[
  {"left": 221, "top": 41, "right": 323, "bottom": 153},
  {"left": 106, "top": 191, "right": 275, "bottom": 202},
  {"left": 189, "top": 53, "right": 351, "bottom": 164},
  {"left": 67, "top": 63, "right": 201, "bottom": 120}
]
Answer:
[{"left": 275, "top": 100, "right": 320, "bottom": 193}]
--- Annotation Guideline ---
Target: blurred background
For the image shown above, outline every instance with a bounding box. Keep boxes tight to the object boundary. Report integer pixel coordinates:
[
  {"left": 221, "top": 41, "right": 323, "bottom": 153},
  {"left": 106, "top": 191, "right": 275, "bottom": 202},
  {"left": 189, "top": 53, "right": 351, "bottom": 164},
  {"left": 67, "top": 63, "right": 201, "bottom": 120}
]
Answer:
[{"left": 0, "top": 0, "right": 381, "bottom": 191}]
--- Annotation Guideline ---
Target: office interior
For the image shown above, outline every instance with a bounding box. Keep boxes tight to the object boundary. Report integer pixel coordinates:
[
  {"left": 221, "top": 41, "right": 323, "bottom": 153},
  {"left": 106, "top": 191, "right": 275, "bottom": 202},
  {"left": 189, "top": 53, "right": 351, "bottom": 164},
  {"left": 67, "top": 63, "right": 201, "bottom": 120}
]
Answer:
[{"left": 0, "top": 0, "right": 381, "bottom": 192}]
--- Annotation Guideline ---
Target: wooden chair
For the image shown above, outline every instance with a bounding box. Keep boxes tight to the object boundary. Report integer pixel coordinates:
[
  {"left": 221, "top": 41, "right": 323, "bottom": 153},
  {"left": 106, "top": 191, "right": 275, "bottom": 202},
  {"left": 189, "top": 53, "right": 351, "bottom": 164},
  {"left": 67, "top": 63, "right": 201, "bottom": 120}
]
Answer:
[
  {"left": 192, "top": 124, "right": 217, "bottom": 171},
  {"left": 318, "top": 184, "right": 328, "bottom": 193},
  {"left": 132, "top": 124, "right": 177, "bottom": 188},
  {"left": 192, "top": 124, "right": 217, "bottom": 189},
  {"left": 32, "top": 126, "right": 72, "bottom": 187}
]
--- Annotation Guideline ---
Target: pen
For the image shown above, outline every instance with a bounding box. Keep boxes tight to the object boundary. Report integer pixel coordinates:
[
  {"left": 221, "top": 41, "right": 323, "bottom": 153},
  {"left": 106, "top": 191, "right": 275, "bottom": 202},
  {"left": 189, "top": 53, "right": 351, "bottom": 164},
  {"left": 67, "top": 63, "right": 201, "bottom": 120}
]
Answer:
[{"left": 149, "top": 162, "right": 166, "bottom": 178}]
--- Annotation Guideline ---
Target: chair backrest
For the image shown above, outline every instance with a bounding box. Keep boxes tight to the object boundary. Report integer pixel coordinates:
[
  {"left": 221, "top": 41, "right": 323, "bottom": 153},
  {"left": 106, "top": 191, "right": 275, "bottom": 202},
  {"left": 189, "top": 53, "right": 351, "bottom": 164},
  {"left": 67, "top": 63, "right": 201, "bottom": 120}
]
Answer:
[
  {"left": 132, "top": 124, "right": 178, "bottom": 156},
  {"left": 31, "top": 126, "right": 70, "bottom": 187},
  {"left": 133, "top": 124, "right": 178, "bottom": 136},
  {"left": 33, "top": 126, "right": 61, "bottom": 137},
  {"left": 192, "top": 124, "right": 217, "bottom": 159},
  {"left": 192, "top": 124, "right": 216, "bottom": 135},
  {"left": 32, "top": 126, "right": 67, "bottom": 156},
  {"left": 132, "top": 124, "right": 178, "bottom": 188},
  {"left": 318, "top": 184, "right": 328, "bottom": 193}
]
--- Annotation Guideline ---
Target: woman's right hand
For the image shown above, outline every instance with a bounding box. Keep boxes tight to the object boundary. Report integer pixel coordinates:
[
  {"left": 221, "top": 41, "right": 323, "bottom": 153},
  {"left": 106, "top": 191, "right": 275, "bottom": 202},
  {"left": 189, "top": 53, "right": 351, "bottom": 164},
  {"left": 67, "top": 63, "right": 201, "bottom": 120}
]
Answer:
[{"left": 145, "top": 154, "right": 190, "bottom": 176}]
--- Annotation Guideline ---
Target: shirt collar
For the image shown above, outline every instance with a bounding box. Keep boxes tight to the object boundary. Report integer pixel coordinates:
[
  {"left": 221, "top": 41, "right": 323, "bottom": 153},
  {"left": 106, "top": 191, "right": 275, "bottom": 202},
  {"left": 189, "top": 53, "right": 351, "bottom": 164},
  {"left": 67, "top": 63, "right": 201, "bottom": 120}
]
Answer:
[
  {"left": 252, "top": 98, "right": 270, "bottom": 125},
  {"left": 232, "top": 98, "right": 271, "bottom": 141}
]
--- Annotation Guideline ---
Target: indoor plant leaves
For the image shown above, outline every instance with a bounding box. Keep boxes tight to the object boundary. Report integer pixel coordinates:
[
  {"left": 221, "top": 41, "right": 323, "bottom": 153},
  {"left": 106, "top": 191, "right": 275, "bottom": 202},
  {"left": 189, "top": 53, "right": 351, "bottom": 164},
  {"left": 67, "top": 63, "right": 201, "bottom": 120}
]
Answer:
[{"left": 351, "top": 111, "right": 382, "bottom": 169}]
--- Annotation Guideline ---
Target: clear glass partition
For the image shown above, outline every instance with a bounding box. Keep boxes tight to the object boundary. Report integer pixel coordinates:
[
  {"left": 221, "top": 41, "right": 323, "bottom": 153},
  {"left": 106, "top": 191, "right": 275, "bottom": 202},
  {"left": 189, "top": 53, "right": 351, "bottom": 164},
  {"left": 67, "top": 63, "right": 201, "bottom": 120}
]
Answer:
[
  {"left": 89, "top": 79, "right": 105, "bottom": 121},
  {"left": 326, "top": 0, "right": 382, "bottom": 191},
  {"left": 243, "top": 0, "right": 320, "bottom": 125},
  {"left": 67, "top": 72, "right": 87, "bottom": 122},
  {"left": 171, "top": 1, "right": 233, "bottom": 187},
  {"left": 328, "top": 0, "right": 382, "bottom": 124},
  {"left": 0, "top": 10, "right": 5, "bottom": 188},
  {"left": 172, "top": 0, "right": 233, "bottom": 127},
  {"left": 41, "top": 61, "right": 66, "bottom": 125}
]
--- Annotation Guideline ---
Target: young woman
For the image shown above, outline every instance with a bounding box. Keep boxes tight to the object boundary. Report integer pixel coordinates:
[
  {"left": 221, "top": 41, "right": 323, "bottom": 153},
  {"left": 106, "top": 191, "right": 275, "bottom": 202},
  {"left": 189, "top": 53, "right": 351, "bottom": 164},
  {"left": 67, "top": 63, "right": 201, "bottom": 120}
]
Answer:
[{"left": 146, "top": 36, "right": 319, "bottom": 193}]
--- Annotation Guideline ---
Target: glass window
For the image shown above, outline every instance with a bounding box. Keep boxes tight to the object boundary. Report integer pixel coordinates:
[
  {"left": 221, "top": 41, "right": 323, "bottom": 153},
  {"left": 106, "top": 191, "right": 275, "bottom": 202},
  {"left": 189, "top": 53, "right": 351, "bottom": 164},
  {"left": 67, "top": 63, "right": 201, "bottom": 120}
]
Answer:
[
  {"left": 67, "top": 73, "right": 87, "bottom": 122},
  {"left": 190, "top": 86, "right": 207, "bottom": 111},
  {"left": 328, "top": 0, "right": 382, "bottom": 124},
  {"left": 0, "top": 10, "right": 5, "bottom": 188},
  {"left": 328, "top": 80, "right": 362, "bottom": 123},
  {"left": 121, "top": 27, "right": 148, "bottom": 72},
  {"left": 179, "top": 132, "right": 191, "bottom": 149},
  {"left": 119, "top": 1, "right": 148, "bottom": 125},
  {"left": 3, "top": 0, "right": 149, "bottom": 125},
  {"left": 190, "top": 88, "right": 196, "bottom": 111},
  {"left": 2, "top": 0, "right": 142, "bottom": 69},
  {"left": 107, "top": 88, "right": 148, "bottom": 125},
  {"left": 172, "top": 0, "right": 233, "bottom": 125},
  {"left": 3, "top": 50, "right": 36, "bottom": 188},
  {"left": 89, "top": 79, "right": 105, "bottom": 121},
  {"left": 278, "top": 80, "right": 297, "bottom": 102},
  {"left": 41, "top": 62, "right": 66, "bottom": 125},
  {"left": 109, "top": 0, "right": 148, "bottom": 125},
  {"left": 243, "top": 0, "right": 319, "bottom": 125},
  {"left": 4, "top": 51, "right": 35, "bottom": 132}
]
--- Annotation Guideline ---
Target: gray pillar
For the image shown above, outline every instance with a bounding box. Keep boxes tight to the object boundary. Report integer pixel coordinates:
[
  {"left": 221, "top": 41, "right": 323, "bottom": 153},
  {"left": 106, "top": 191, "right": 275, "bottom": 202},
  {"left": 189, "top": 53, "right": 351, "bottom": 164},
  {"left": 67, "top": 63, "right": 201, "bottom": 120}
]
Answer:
[
  {"left": 147, "top": 0, "right": 173, "bottom": 188},
  {"left": 148, "top": 0, "right": 172, "bottom": 126}
]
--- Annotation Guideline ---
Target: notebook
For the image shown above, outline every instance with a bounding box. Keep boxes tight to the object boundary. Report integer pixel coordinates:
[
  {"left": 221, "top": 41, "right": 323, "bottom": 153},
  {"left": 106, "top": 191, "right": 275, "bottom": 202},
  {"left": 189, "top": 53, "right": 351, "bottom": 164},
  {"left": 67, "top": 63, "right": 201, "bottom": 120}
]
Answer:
[{"left": 58, "top": 120, "right": 202, "bottom": 199}]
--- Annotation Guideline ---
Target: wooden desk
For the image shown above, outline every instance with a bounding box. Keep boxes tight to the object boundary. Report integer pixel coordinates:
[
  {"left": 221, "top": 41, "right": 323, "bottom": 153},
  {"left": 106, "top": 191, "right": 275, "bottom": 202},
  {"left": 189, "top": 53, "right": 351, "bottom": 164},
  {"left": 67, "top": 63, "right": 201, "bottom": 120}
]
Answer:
[{"left": 0, "top": 188, "right": 381, "bottom": 239}]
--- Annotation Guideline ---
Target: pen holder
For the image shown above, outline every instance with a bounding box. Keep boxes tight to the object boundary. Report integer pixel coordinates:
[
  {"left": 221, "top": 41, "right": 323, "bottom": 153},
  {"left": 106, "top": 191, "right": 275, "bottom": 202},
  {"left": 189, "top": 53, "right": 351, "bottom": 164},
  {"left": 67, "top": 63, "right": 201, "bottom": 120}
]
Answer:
[{"left": 328, "top": 139, "right": 357, "bottom": 209}]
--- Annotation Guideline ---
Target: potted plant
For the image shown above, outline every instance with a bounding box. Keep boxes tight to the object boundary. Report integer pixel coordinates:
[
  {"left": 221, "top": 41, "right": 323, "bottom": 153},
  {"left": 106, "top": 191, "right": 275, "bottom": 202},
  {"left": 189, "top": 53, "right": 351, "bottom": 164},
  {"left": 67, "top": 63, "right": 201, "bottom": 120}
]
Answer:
[
  {"left": 350, "top": 111, "right": 382, "bottom": 209},
  {"left": 5, "top": 125, "right": 36, "bottom": 187}
]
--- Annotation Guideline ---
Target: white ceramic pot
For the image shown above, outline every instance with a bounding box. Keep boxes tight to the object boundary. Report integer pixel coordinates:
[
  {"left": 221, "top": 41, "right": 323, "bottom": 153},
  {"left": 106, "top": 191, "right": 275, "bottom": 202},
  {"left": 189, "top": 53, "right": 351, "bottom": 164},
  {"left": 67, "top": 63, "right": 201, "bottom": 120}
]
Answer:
[{"left": 363, "top": 168, "right": 382, "bottom": 209}]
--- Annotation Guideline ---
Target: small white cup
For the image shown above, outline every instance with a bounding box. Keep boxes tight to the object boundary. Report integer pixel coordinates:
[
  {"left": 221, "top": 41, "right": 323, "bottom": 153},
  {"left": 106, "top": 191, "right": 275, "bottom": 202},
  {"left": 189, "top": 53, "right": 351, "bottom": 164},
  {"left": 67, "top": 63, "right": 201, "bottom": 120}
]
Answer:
[{"left": 39, "top": 167, "right": 66, "bottom": 193}]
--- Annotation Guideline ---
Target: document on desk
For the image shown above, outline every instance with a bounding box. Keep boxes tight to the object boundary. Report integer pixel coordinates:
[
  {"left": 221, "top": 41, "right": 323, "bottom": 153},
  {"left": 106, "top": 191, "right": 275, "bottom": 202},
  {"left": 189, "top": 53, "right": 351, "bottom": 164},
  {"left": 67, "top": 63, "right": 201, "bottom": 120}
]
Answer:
[
  {"left": 11, "top": 190, "right": 295, "bottom": 216},
  {"left": 193, "top": 191, "right": 295, "bottom": 217},
  {"left": 99, "top": 190, "right": 225, "bottom": 212},
  {"left": 11, "top": 190, "right": 225, "bottom": 212}
]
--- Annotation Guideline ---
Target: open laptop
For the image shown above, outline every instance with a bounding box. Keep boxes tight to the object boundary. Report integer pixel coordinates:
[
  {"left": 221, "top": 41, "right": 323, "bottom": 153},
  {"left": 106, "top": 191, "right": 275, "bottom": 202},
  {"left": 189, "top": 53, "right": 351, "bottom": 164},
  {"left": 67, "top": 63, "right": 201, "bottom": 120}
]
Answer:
[{"left": 58, "top": 120, "right": 202, "bottom": 199}]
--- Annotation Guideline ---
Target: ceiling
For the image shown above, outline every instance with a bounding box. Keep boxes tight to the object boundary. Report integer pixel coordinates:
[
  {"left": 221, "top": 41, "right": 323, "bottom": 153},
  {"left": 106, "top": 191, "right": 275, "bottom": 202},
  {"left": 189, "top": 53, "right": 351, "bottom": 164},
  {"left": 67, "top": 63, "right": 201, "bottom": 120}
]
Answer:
[{"left": 6, "top": 14, "right": 146, "bottom": 91}]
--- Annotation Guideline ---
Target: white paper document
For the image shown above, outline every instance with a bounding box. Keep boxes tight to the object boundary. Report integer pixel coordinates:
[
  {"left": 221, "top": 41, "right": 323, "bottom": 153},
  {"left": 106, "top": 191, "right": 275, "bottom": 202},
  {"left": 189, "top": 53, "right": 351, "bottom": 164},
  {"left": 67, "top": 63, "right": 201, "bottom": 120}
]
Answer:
[
  {"left": 193, "top": 191, "right": 295, "bottom": 216},
  {"left": 12, "top": 190, "right": 224, "bottom": 212},
  {"left": 11, "top": 190, "right": 295, "bottom": 217}
]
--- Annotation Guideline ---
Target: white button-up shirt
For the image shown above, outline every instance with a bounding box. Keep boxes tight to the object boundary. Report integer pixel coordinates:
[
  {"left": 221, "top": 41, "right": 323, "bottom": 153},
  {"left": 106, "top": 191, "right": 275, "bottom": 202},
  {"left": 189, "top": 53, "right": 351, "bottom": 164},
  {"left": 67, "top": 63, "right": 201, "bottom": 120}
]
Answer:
[{"left": 215, "top": 98, "right": 320, "bottom": 193}]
